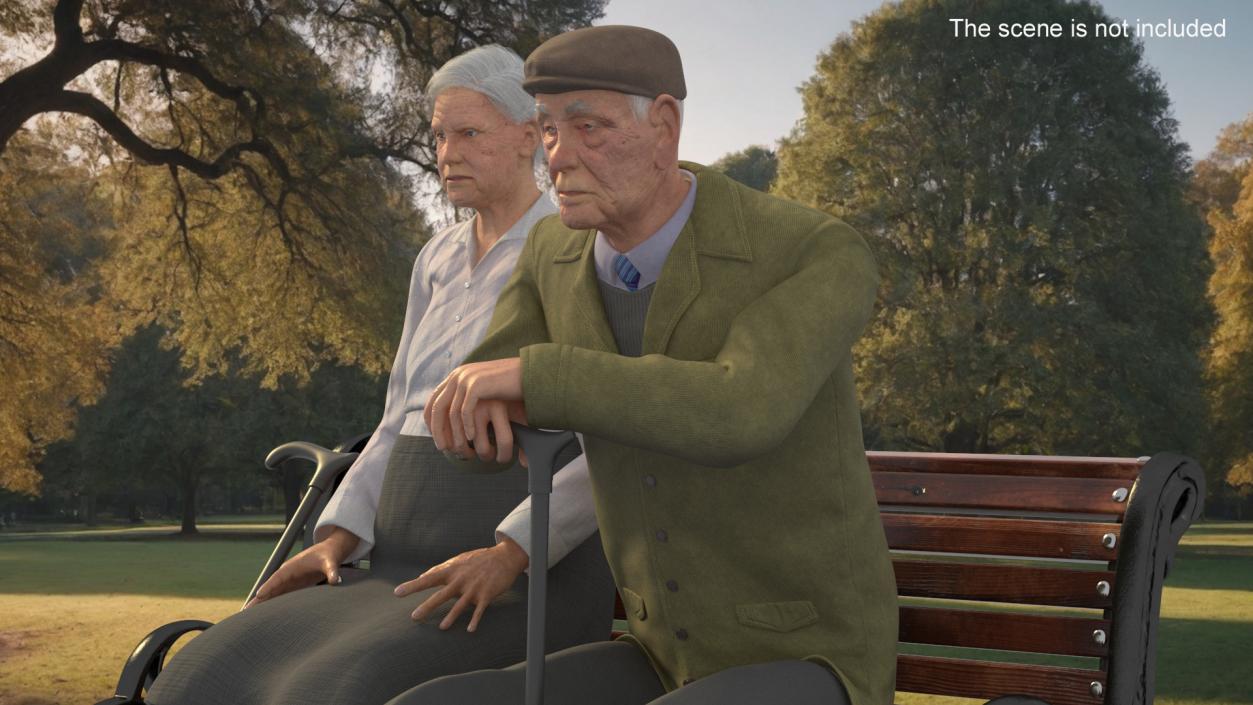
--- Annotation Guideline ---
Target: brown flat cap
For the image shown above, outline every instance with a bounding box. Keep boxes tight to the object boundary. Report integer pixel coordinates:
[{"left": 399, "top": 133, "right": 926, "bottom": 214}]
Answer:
[{"left": 523, "top": 25, "right": 686, "bottom": 99}]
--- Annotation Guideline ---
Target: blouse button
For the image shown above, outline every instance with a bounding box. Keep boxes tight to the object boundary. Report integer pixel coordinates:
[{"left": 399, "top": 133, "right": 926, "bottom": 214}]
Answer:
[
  {"left": 454, "top": 314, "right": 462, "bottom": 322},
  {"left": 464, "top": 281, "right": 471, "bottom": 288}
]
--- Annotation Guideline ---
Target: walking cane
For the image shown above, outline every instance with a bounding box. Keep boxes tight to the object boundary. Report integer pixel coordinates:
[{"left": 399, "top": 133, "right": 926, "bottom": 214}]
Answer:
[
  {"left": 510, "top": 423, "right": 579, "bottom": 705},
  {"left": 246, "top": 441, "right": 359, "bottom": 609}
]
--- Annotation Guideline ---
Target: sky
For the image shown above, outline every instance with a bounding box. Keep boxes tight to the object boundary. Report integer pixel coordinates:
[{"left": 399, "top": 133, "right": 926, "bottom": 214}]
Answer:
[{"left": 597, "top": 0, "right": 1253, "bottom": 165}]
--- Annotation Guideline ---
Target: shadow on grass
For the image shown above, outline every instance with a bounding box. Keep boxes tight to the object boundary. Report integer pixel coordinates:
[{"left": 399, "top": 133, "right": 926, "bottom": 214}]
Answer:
[
  {"left": 0, "top": 539, "right": 278, "bottom": 599},
  {"left": 1164, "top": 553, "right": 1253, "bottom": 591},
  {"left": 1157, "top": 617, "right": 1253, "bottom": 704},
  {"left": 0, "top": 524, "right": 282, "bottom": 543}
]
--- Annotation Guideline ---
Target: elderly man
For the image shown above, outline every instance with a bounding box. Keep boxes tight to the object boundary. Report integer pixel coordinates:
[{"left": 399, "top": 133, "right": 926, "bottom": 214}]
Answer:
[{"left": 402, "top": 25, "right": 897, "bottom": 705}]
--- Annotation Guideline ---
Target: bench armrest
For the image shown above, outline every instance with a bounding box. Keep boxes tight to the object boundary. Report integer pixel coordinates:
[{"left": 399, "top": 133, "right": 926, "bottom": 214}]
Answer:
[
  {"left": 93, "top": 619, "right": 214, "bottom": 705},
  {"left": 1107, "top": 452, "right": 1205, "bottom": 705}
]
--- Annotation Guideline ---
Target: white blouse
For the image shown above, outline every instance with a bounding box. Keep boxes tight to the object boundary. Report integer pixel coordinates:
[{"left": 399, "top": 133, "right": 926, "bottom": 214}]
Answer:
[{"left": 315, "top": 194, "right": 597, "bottom": 568}]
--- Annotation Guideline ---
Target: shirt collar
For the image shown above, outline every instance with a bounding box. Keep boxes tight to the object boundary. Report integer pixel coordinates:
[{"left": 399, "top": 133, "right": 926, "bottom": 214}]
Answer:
[
  {"left": 457, "top": 191, "right": 559, "bottom": 251},
  {"left": 594, "top": 169, "right": 697, "bottom": 290}
]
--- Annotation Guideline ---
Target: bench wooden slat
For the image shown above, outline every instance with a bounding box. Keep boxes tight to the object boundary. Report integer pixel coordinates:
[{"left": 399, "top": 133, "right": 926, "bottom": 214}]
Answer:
[
  {"left": 893, "top": 560, "right": 1115, "bottom": 608},
  {"left": 869, "top": 450, "right": 1143, "bottom": 480},
  {"left": 884, "top": 513, "right": 1120, "bottom": 560},
  {"left": 874, "top": 471, "right": 1131, "bottom": 515},
  {"left": 899, "top": 606, "right": 1110, "bottom": 657},
  {"left": 896, "top": 654, "right": 1105, "bottom": 705}
]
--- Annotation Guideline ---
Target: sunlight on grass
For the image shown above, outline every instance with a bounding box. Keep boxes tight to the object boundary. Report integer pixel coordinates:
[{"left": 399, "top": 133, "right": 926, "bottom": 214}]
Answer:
[
  {"left": 1, "top": 522, "right": 1249, "bottom": 705},
  {"left": 0, "top": 594, "right": 238, "bottom": 705}
]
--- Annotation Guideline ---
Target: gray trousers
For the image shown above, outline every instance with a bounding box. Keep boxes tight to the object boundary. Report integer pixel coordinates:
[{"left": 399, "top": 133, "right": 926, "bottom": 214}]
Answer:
[
  {"left": 146, "top": 437, "right": 615, "bottom": 705},
  {"left": 384, "top": 641, "right": 851, "bottom": 705}
]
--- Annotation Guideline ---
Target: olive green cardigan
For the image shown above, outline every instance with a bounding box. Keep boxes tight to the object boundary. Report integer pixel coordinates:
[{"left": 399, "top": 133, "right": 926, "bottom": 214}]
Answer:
[{"left": 467, "top": 163, "right": 898, "bottom": 705}]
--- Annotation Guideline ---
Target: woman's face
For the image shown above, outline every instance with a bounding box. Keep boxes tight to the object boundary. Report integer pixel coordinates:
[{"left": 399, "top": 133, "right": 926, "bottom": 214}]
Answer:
[{"left": 431, "top": 88, "right": 537, "bottom": 210}]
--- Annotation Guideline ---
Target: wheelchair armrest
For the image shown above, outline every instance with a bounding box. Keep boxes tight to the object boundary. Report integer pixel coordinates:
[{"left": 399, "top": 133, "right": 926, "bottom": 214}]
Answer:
[
  {"left": 983, "top": 697, "right": 1052, "bottom": 705},
  {"left": 100, "top": 619, "right": 213, "bottom": 704}
]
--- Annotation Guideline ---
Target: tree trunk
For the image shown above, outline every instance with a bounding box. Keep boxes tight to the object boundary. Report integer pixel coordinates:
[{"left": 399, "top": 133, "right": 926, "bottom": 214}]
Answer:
[
  {"left": 78, "top": 494, "right": 98, "bottom": 526},
  {"left": 180, "top": 473, "right": 199, "bottom": 535},
  {"left": 281, "top": 459, "right": 305, "bottom": 526},
  {"left": 942, "top": 416, "right": 980, "bottom": 453}
]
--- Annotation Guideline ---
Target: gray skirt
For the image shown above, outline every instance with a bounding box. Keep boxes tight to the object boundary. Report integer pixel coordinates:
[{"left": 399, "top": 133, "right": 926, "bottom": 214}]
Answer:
[{"left": 146, "top": 435, "right": 615, "bottom": 705}]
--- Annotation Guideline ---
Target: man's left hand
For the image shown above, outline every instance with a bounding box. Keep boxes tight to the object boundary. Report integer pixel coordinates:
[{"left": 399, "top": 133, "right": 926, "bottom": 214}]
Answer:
[
  {"left": 394, "top": 537, "right": 529, "bottom": 632},
  {"left": 425, "top": 357, "right": 524, "bottom": 456}
]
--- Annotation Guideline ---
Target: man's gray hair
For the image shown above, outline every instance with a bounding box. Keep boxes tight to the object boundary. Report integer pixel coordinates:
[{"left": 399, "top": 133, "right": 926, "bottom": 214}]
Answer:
[
  {"left": 627, "top": 94, "right": 684, "bottom": 128},
  {"left": 426, "top": 45, "right": 534, "bottom": 124}
]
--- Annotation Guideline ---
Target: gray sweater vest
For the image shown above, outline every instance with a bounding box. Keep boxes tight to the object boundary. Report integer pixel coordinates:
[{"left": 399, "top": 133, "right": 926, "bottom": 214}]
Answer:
[{"left": 596, "top": 280, "right": 654, "bottom": 357}]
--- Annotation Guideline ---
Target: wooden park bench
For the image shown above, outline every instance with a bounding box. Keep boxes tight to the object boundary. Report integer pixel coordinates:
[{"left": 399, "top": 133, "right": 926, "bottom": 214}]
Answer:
[
  {"left": 866, "top": 450, "right": 1202, "bottom": 704},
  {"left": 612, "top": 450, "right": 1204, "bottom": 705},
  {"left": 100, "top": 447, "right": 1203, "bottom": 705}
]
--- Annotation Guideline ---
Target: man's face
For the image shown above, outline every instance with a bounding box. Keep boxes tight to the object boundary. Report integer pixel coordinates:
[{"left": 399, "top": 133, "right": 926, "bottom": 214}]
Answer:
[
  {"left": 536, "top": 90, "right": 663, "bottom": 232},
  {"left": 431, "top": 88, "right": 535, "bottom": 210}
]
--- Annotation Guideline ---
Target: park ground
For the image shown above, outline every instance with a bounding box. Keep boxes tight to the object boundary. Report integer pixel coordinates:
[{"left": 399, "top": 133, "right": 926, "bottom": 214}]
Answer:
[{"left": 0, "top": 519, "right": 1250, "bottom": 705}]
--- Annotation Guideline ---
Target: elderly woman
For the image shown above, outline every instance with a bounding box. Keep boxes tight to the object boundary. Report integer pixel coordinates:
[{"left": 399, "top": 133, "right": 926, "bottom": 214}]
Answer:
[{"left": 144, "top": 45, "right": 613, "bottom": 705}]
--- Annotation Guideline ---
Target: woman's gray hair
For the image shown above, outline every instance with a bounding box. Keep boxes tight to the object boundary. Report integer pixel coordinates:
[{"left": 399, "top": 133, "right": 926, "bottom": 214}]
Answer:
[{"left": 425, "top": 45, "right": 535, "bottom": 124}]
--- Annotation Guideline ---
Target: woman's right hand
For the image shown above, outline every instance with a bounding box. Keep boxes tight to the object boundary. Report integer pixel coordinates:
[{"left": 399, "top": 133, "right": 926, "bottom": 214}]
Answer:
[{"left": 245, "top": 527, "right": 360, "bottom": 608}]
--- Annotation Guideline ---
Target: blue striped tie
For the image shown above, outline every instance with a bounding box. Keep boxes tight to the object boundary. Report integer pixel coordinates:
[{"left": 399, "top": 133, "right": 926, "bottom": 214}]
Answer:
[{"left": 613, "top": 253, "right": 641, "bottom": 292}]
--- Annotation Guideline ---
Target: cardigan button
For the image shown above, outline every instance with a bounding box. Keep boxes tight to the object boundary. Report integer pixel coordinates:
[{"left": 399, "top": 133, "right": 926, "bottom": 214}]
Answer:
[
  {"left": 682, "top": 678, "right": 695, "bottom": 686},
  {"left": 644, "top": 474, "right": 657, "bottom": 487},
  {"left": 655, "top": 529, "right": 668, "bottom": 543},
  {"left": 675, "top": 628, "right": 689, "bottom": 641},
  {"left": 666, "top": 579, "right": 679, "bottom": 592}
]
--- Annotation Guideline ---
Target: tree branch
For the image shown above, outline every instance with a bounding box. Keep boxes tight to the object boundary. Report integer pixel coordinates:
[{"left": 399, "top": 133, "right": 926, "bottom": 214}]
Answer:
[
  {"left": 53, "top": 0, "right": 86, "bottom": 48},
  {"left": 41, "top": 90, "right": 292, "bottom": 181}
]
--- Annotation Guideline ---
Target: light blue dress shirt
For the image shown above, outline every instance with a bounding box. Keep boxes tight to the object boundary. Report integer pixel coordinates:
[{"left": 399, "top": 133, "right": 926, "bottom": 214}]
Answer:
[{"left": 593, "top": 170, "right": 697, "bottom": 289}]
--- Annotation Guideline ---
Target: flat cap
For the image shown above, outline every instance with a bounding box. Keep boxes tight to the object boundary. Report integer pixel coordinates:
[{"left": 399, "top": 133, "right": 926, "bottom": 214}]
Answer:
[{"left": 523, "top": 25, "right": 686, "bottom": 99}]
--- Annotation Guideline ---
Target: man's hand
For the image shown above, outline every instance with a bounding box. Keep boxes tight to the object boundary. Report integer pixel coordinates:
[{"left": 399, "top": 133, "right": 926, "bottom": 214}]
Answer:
[
  {"left": 394, "top": 537, "right": 530, "bottom": 632},
  {"left": 425, "top": 358, "right": 525, "bottom": 458},
  {"left": 245, "top": 527, "right": 360, "bottom": 608}
]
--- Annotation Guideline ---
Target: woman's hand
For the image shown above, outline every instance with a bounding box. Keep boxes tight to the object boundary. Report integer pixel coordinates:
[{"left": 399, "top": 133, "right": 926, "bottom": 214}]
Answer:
[
  {"left": 394, "top": 537, "right": 530, "bottom": 632},
  {"left": 245, "top": 527, "right": 360, "bottom": 608}
]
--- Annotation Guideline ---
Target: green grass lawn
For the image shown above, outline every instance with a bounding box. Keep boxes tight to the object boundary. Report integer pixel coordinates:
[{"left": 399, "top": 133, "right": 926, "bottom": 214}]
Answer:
[{"left": 1, "top": 521, "right": 1250, "bottom": 705}]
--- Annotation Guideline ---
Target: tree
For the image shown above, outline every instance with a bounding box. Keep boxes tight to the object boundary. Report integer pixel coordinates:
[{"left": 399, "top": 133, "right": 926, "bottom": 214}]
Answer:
[
  {"left": 711, "top": 145, "right": 777, "bottom": 192},
  {"left": 776, "top": 0, "right": 1212, "bottom": 456},
  {"left": 1194, "top": 115, "right": 1253, "bottom": 503},
  {"left": 43, "top": 324, "right": 388, "bottom": 533},
  {"left": 0, "top": 129, "right": 117, "bottom": 495},
  {"left": 1, "top": 0, "right": 605, "bottom": 493}
]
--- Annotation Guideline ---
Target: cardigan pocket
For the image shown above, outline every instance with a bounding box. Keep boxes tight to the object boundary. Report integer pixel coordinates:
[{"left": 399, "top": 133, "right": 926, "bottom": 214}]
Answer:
[
  {"left": 621, "top": 587, "right": 648, "bottom": 621},
  {"left": 735, "top": 600, "right": 819, "bottom": 633}
]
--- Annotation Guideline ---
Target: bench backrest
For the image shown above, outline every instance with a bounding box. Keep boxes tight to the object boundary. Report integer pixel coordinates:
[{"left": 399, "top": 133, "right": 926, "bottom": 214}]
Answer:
[
  {"left": 875, "top": 450, "right": 1201, "bottom": 705},
  {"left": 612, "top": 451, "right": 1204, "bottom": 705}
]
